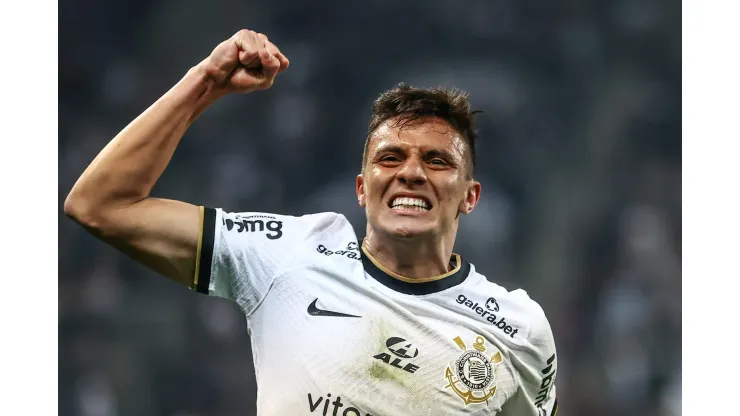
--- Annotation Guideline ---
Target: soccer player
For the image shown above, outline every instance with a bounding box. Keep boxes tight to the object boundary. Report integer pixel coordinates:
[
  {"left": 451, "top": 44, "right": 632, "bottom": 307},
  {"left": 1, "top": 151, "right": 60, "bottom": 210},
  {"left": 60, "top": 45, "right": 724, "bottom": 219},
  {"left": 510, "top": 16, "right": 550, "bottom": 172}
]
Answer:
[{"left": 65, "top": 29, "right": 558, "bottom": 415}]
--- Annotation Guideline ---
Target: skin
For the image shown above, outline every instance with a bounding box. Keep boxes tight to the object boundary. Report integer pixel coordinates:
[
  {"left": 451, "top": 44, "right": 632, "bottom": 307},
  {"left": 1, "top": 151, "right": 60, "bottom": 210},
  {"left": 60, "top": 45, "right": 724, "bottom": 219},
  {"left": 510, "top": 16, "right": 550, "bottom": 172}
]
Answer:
[
  {"left": 357, "top": 117, "right": 481, "bottom": 279},
  {"left": 65, "top": 24, "right": 478, "bottom": 286},
  {"left": 64, "top": 29, "right": 289, "bottom": 286}
]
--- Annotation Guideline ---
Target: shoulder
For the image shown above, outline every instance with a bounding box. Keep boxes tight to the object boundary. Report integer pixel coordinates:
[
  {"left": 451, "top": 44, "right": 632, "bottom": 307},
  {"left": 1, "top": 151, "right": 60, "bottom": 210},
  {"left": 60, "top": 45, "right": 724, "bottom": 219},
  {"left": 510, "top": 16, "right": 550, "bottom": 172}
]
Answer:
[
  {"left": 215, "top": 209, "right": 349, "bottom": 241},
  {"left": 463, "top": 266, "right": 555, "bottom": 346},
  {"left": 466, "top": 268, "right": 558, "bottom": 404},
  {"left": 295, "top": 212, "right": 351, "bottom": 236},
  {"left": 507, "top": 287, "right": 554, "bottom": 348}
]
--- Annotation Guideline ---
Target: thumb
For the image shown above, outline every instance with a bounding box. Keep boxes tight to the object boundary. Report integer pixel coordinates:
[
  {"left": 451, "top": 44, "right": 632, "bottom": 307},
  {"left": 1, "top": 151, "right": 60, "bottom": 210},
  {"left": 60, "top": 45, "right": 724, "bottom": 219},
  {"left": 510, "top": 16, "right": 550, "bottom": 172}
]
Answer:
[{"left": 259, "top": 48, "right": 280, "bottom": 80}]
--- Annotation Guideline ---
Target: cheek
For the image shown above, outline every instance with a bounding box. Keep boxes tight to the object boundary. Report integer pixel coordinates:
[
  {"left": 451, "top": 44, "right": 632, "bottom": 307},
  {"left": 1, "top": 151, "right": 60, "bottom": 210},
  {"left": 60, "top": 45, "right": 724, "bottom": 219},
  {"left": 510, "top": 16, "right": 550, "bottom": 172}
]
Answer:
[
  {"left": 367, "top": 169, "right": 390, "bottom": 196},
  {"left": 440, "top": 183, "right": 467, "bottom": 207},
  {"left": 435, "top": 173, "right": 463, "bottom": 194}
]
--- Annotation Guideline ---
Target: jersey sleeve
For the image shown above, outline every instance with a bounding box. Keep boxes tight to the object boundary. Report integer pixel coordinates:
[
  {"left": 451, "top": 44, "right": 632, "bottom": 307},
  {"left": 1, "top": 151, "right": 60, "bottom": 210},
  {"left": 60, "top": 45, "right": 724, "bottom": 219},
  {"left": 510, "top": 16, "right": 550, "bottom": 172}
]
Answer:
[
  {"left": 501, "top": 300, "right": 559, "bottom": 416},
  {"left": 191, "top": 206, "right": 341, "bottom": 315}
]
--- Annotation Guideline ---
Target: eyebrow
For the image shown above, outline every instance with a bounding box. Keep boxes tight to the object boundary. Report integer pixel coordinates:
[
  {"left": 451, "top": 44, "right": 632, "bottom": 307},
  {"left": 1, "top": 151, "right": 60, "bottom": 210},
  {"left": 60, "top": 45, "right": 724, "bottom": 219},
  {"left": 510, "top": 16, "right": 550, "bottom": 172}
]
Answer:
[{"left": 375, "top": 145, "right": 405, "bottom": 156}]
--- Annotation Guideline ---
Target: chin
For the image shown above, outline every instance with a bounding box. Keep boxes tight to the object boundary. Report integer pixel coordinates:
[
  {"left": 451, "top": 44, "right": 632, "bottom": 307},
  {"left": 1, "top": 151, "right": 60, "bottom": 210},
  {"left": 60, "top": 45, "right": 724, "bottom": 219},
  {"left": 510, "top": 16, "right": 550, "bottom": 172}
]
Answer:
[
  {"left": 385, "top": 222, "right": 435, "bottom": 240},
  {"left": 389, "top": 228, "right": 420, "bottom": 240},
  {"left": 370, "top": 211, "right": 438, "bottom": 240}
]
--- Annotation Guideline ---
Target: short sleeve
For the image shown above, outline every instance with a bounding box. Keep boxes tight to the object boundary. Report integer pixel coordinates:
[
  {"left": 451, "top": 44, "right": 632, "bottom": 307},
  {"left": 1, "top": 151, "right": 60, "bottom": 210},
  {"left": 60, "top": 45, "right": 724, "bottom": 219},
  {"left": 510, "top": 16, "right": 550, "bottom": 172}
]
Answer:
[
  {"left": 501, "top": 302, "right": 559, "bottom": 416},
  {"left": 192, "top": 207, "right": 342, "bottom": 315}
]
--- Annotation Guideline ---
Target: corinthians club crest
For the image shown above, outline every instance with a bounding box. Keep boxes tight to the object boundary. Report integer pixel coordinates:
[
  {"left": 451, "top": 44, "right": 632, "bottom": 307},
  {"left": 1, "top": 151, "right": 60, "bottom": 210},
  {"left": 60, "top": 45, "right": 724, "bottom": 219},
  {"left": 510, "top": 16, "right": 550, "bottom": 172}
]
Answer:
[{"left": 444, "top": 335, "right": 503, "bottom": 406}]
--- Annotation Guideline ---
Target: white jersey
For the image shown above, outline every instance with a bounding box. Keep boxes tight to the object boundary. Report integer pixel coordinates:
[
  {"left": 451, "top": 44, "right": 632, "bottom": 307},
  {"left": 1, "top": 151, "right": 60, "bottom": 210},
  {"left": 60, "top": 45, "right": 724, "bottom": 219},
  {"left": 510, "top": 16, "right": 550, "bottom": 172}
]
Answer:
[{"left": 192, "top": 207, "right": 559, "bottom": 416}]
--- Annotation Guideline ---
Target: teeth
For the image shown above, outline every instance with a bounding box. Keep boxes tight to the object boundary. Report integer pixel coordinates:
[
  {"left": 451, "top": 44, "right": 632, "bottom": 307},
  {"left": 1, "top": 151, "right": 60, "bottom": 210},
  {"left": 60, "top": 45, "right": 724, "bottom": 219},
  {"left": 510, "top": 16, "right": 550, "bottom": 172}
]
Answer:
[
  {"left": 392, "top": 205, "right": 427, "bottom": 212},
  {"left": 391, "top": 197, "right": 430, "bottom": 210}
]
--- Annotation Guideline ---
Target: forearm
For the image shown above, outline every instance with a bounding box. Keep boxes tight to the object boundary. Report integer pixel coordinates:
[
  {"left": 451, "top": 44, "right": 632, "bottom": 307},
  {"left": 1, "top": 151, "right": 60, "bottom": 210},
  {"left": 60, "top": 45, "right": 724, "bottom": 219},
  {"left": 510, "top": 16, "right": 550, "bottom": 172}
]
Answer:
[{"left": 65, "top": 64, "right": 223, "bottom": 217}]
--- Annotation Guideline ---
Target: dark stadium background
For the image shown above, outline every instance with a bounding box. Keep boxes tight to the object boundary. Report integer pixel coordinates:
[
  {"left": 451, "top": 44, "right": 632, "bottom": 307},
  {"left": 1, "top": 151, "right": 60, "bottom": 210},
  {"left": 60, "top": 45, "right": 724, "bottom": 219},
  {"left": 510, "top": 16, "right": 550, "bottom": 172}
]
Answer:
[{"left": 58, "top": 1, "right": 681, "bottom": 415}]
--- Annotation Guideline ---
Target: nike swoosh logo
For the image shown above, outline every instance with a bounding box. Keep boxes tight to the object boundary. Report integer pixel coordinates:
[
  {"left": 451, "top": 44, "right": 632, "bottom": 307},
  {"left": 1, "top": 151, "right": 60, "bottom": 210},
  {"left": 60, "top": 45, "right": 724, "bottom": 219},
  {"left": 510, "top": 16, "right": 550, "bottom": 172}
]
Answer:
[{"left": 307, "top": 298, "right": 361, "bottom": 318}]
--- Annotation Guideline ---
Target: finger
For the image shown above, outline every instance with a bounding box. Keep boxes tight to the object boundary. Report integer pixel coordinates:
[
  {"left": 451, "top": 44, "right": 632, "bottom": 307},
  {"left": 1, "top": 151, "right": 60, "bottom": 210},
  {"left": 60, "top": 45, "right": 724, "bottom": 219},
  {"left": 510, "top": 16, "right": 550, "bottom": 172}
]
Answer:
[
  {"left": 232, "top": 35, "right": 245, "bottom": 51},
  {"left": 234, "top": 30, "right": 259, "bottom": 48},
  {"left": 239, "top": 48, "right": 260, "bottom": 67},
  {"left": 270, "top": 48, "right": 289, "bottom": 72},
  {"left": 248, "top": 30, "right": 260, "bottom": 49},
  {"left": 276, "top": 53, "right": 290, "bottom": 72},
  {"left": 265, "top": 41, "right": 289, "bottom": 72},
  {"left": 232, "top": 29, "right": 253, "bottom": 50},
  {"left": 259, "top": 48, "right": 281, "bottom": 79},
  {"left": 230, "top": 36, "right": 256, "bottom": 67},
  {"left": 242, "top": 34, "right": 263, "bottom": 66},
  {"left": 231, "top": 30, "right": 244, "bottom": 44}
]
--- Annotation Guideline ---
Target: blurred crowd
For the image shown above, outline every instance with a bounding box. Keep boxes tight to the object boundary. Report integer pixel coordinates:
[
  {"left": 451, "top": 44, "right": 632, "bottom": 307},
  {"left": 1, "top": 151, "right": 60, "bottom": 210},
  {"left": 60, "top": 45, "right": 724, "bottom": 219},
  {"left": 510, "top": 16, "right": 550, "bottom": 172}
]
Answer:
[{"left": 59, "top": 1, "right": 681, "bottom": 415}]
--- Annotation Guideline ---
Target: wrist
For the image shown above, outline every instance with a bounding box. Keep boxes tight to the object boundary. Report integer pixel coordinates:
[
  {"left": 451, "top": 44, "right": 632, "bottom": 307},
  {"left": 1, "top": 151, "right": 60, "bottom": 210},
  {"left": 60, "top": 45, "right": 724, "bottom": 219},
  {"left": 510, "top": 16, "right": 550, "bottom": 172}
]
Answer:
[
  {"left": 187, "top": 63, "right": 228, "bottom": 103},
  {"left": 170, "top": 64, "right": 227, "bottom": 122}
]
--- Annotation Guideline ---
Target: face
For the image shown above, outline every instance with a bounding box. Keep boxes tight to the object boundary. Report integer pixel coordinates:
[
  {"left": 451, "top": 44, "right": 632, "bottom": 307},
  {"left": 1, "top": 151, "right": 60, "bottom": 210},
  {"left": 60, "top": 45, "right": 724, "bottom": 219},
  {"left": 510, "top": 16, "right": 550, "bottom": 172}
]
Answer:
[{"left": 356, "top": 117, "right": 481, "bottom": 241}]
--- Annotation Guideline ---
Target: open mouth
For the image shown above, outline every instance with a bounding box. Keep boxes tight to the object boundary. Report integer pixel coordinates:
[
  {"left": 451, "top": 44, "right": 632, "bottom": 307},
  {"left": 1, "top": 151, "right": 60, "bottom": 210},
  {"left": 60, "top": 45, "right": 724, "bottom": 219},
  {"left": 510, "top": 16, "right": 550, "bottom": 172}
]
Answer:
[{"left": 388, "top": 196, "right": 432, "bottom": 212}]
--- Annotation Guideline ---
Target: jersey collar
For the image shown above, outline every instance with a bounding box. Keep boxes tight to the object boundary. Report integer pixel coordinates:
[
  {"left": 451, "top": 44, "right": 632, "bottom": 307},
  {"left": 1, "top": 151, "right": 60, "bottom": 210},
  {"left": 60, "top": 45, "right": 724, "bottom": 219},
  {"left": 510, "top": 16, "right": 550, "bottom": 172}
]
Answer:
[{"left": 360, "top": 240, "right": 471, "bottom": 295}]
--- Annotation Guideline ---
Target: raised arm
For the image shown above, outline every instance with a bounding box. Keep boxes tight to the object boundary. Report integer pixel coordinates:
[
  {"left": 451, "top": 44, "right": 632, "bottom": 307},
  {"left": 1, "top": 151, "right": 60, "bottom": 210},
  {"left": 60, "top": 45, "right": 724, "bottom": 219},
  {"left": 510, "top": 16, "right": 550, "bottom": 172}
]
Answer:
[{"left": 63, "top": 29, "right": 289, "bottom": 287}]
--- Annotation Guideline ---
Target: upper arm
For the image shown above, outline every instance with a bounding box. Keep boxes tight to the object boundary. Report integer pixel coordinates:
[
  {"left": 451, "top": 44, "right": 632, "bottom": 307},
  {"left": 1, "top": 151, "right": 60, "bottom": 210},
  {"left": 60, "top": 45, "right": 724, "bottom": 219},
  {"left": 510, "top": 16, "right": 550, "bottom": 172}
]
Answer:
[
  {"left": 75, "top": 198, "right": 345, "bottom": 314},
  {"left": 500, "top": 300, "right": 559, "bottom": 416},
  {"left": 78, "top": 197, "right": 204, "bottom": 288},
  {"left": 195, "top": 209, "right": 344, "bottom": 314}
]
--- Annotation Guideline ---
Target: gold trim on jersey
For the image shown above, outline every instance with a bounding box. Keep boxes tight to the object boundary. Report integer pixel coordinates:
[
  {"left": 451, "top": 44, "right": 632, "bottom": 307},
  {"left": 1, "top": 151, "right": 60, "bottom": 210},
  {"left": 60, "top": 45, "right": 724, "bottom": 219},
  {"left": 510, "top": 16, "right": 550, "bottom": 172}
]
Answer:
[
  {"left": 361, "top": 241, "right": 461, "bottom": 283},
  {"left": 192, "top": 206, "right": 205, "bottom": 290}
]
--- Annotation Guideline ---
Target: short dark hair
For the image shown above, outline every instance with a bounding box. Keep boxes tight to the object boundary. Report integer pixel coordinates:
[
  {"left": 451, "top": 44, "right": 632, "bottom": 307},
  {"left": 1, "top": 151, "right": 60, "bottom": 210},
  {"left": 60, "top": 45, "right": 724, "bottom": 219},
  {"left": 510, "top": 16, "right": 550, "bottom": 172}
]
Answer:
[{"left": 362, "top": 83, "right": 480, "bottom": 177}]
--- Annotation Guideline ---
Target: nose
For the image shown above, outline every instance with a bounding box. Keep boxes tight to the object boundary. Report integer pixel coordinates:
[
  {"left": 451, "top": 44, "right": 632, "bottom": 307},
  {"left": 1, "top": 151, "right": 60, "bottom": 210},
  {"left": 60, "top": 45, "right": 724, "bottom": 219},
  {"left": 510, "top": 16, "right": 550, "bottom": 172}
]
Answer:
[{"left": 396, "top": 156, "right": 427, "bottom": 186}]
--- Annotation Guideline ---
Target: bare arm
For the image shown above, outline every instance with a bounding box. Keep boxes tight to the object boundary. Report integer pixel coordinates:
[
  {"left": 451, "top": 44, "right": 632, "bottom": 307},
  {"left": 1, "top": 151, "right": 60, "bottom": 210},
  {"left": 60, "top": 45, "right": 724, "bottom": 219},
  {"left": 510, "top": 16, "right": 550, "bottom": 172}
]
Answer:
[
  {"left": 65, "top": 66, "right": 213, "bottom": 285},
  {"left": 64, "top": 29, "right": 289, "bottom": 287}
]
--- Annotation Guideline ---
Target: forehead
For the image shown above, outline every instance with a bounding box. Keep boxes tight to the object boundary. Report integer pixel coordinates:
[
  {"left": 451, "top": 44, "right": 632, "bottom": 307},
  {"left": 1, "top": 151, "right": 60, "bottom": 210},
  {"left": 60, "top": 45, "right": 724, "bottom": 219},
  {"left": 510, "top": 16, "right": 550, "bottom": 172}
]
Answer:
[{"left": 368, "top": 117, "right": 468, "bottom": 157}]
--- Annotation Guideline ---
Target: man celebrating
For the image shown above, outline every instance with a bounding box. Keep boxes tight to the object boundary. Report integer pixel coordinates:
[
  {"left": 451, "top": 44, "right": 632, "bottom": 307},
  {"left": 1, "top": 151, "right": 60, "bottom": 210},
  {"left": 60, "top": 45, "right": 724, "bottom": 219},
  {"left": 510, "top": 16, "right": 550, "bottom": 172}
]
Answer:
[{"left": 65, "top": 29, "right": 558, "bottom": 416}]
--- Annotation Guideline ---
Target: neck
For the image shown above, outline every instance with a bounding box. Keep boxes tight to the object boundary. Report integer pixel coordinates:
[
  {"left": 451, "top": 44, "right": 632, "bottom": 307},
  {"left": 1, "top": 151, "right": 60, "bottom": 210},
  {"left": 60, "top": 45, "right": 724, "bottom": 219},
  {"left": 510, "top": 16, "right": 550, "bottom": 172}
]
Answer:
[{"left": 363, "top": 228, "right": 457, "bottom": 280}]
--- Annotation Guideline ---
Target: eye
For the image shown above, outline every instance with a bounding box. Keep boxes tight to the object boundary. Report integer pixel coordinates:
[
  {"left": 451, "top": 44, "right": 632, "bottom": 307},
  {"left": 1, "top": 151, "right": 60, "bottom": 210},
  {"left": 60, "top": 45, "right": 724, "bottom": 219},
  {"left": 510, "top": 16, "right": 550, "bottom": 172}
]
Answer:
[
  {"left": 429, "top": 158, "right": 447, "bottom": 165},
  {"left": 380, "top": 155, "right": 400, "bottom": 162}
]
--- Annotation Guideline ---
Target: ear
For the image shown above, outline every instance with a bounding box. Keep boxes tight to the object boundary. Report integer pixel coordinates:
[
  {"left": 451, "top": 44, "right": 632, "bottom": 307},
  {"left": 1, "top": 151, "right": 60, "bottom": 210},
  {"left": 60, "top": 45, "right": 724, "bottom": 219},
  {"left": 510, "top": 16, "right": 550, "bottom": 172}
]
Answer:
[
  {"left": 356, "top": 174, "right": 367, "bottom": 207},
  {"left": 458, "top": 181, "right": 481, "bottom": 215}
]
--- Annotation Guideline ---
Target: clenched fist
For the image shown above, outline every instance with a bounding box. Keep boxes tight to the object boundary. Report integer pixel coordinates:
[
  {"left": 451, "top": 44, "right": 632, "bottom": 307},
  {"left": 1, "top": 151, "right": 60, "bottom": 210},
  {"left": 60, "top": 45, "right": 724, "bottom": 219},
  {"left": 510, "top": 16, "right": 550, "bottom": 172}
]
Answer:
[{"left": 200, "top": 29, "right": 290, "bottom": 94}]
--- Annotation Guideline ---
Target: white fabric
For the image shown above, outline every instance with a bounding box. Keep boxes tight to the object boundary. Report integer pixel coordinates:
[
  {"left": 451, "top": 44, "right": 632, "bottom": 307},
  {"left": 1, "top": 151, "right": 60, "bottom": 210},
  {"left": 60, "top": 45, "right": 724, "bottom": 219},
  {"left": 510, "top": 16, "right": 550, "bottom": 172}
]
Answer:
[{"left": 204, "top": 208, "right": 558, "bottom": 416}]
